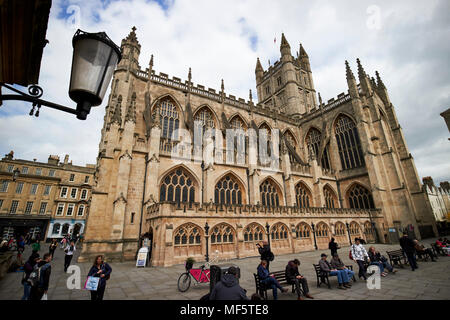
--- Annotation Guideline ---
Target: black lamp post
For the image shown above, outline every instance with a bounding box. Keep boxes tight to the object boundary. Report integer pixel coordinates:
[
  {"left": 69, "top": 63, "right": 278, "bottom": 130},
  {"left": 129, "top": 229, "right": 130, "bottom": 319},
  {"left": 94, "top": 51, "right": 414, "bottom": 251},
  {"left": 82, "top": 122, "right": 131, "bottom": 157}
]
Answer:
[
  {"left": 265, "top": 222, "right": 271, "bottom": 247},
  {"left": 0, "top": 29, "right": 121, "bottom": 120},
  {"left": 346, "top": 222, "right": 352, "bottom": 245},
  {"left": 12, "top": 168, "right": 20, "bottom": 182},
  {"left": 311, "top": 222, "right": 318, "bottom": 250},
  {"left": 204, "top": 222, "right": 210, "bottom": 263}
]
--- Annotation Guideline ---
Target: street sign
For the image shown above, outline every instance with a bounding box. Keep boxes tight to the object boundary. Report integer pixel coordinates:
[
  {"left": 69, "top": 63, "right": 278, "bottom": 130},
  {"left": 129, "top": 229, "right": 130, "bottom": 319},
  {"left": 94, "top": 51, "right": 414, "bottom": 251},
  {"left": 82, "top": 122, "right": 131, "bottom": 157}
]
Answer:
[{"left": 136, "top": 247, "right": 148, "bottom": 267}]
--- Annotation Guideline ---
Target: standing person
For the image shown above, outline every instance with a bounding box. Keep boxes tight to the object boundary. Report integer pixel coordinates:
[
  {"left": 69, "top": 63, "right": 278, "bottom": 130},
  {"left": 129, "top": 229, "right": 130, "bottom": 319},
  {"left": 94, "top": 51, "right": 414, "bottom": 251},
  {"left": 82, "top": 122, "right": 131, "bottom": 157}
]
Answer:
[
  {"left": 209, "top": 266, "right": 249, "bottom": 300},
  {"left": 63, "top": 241, "right": 76, "bottom": 272},
  {"left": 350, "top": 238, "right": 370, "bottom": 280},
  {"left": 257, "top": 241, "right": 274, "bottom": 272},
  {"left": 29, "top": 253, "right": 52, "bottom": 301},
  {"left": 87, "top": 255, "right": 112, "bottom": 301},
  {"left": 319, "top": 253, "right": 352, "bottom": 289},
  {"left": 328, "top": 238, "right": 340, "bottom": 257},
  {"left": 17, "top": 236, "right": 25, "bottom": 252},
  {"left": 31, "top": 239, "right": 40, "bottom": 253},
  {"left": 285, "top": 259, "right": 314, "bottom": 300},
  {"left": 48, "top": 239, "right": 58, "bottom": 258},
  {"left": 257, "top": 260, "right": 287, "bottom": 300},
  {"left": 399, "top": 232, "right": 418, "bottom": 271},
  {"left": 21, "top": 254, "right": 40, "bottom": 300},
  {"left": 60, "top": 236, "right": 67, "bottom": 249}
]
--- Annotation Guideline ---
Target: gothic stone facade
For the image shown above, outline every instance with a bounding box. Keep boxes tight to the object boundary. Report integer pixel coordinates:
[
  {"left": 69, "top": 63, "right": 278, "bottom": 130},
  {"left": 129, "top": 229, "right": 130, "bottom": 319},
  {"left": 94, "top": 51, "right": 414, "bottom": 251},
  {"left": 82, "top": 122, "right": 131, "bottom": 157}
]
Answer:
[{"left": 79, "top": 28, "right": 437, "bottom": 266}]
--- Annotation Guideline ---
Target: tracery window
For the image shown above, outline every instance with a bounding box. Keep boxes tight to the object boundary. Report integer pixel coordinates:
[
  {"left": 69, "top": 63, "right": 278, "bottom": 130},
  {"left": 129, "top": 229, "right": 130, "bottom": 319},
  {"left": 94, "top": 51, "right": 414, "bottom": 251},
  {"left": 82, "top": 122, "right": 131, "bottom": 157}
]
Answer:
[
  {"left": 295, "top": 223, "right": 311, "bottom": 238},
  {"left": 194, "top": 107, "right": 216, "bottom": 129},
  {"left": 159, "top": 168, "right": 195, "bottom": 204},
  {"left": 316, "top": 223, "right": 329, "bottom": 237},
  {"left": 214, "top": 175, "right": 243, "bottom": 205},
  {"left": 210, "top": 224, "right": 234, "bottom": 244},
  {"left": 324, "top": 185, "right": 336, "bottom": 209},
  {"left": 243, "top": 223, "right": 264, "bottom": 242},
  {"left": 334, "top": 223, "right": 346, "bottom": 236},
  {"left": 259, "top": 123, "right": 272, "bottom": 159},
  {"left": 283, "top": 130, "right": 298, "bottom": 163},
  {"left": 270, "top": 223, "right": 289, "bottom": 240},
  {"left": 348, "top": 184, "right": 375, "bottom": 209},
  {"left": 260, "top": 179, "right": 280, "bottom": 207},
  {"left": 159, "top": 98, "right": 180, "bottom": 140},
  {"left": 335, "top": 115, "right": 364, "bottom": 170},
  {"left": 349, "top": 222, "right": 361, "bottom": 235},
  {"left": 306, "top": 128, "right": 331, "bottom": 170},
  {"left": 174, "top": 223, "right": 201, "bottom": 246},
  {"left": 230, "top": 116, "right": 247, "bottom": 132},
  {"left": 364, "top": 222, "right": 374, "bottom": 236},
  {"left": 295, "top": 182, "right": 311, "bottom": 208}
]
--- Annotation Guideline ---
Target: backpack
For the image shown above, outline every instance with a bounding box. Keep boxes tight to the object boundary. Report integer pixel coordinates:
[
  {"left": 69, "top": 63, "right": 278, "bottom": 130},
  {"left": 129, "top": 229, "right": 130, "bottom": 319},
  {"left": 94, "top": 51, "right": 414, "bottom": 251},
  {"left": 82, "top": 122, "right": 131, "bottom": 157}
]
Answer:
[
  {"left": 349, "top": 245, "right": 354, "bottom": 260},
  {"left": 28, "top": 265, "right": 41, "bottom": 287},
  {"left": 267, "top": 251, "right": 274, "bottom": 262}
]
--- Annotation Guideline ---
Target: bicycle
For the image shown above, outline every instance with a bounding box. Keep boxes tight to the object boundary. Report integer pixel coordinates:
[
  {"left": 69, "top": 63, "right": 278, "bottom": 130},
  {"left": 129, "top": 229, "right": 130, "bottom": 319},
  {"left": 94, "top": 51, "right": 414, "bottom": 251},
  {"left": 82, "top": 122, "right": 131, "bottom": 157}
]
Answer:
[{"left": 177, "top": 262, "right": 210, "bottom": 292}]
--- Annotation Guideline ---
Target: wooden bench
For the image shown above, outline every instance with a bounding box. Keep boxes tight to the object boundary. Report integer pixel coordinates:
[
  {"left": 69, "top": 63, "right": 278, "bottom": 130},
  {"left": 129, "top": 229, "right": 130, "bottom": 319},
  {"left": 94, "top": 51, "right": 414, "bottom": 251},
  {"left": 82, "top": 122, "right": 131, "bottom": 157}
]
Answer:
[
  {"left": 253, "top": 270, "right": 296, "bottom": 300},
  {"left": 313, "top": 264, "right": 356, "bottom": 289},
  {"left": 386, "top": 249, "right": 407, "bottom": 268},
  {"left": 431, "top": 243, "right": 447, "bottom": 256}
]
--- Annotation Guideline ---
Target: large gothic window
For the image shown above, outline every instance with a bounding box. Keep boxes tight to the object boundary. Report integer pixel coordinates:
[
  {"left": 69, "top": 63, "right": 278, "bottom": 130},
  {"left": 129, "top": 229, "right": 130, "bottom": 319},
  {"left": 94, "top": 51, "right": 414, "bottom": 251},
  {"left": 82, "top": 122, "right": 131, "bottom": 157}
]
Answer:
[
  {"left": 210, "top": 224, "right": 235, "bottom": 244},
  {"left": 334, "top": 222, "right": 346, "bottom": 236},
  {"left": 260, "top": 179, "right": 281, "bottom": 207},
  {"left": 214, "top": 175, "right": 243, "bottom": 205},
  {"left": 295, "top": 182, "right": 311, "bottom": 208},
  {"left": 348, "top": 184, "right": 375, "bottom": 209},
  {"left": 159, "top": 98, "right": 180, "bottom": 140},
  {"left": 283, "top": 130, "right": 298, "bottom": 163},
  {"left": 316, "top": 222, "right": 329, "bottom": 237},
  {"left": 230, "top": 115, "right": 247, "bottom": 132},
  {"left": 295, "top": 223, "right": 311, "bottom": 238},
  {"left": 174, "top": 223, "right": 201, "bottom": 246},
  {"left": 324, "top": 185, "right": 337, "bottom": 209},
  {"left": 243, "top": 223, "right": 264, "bottom": 242},
  {"left": 306, "top": 128, "right": 331, "bottom": 170},
  {"left": 349, "top": 222, "right": 361, "bottom": 235},
  {"left": 259, "top": 122, "right": 272, "bottom": 160},
  {"left": 194, "top": 106, "right": 216, "bottom": 130},
  {"left": 270, "top": 223, "right": 289, "bottom": 240},
  {"left": 335, "top": 115, "right": 364, "bottom": 170},
  {"left": 159, "top": 168, "right": 196, "bottom": 204}
]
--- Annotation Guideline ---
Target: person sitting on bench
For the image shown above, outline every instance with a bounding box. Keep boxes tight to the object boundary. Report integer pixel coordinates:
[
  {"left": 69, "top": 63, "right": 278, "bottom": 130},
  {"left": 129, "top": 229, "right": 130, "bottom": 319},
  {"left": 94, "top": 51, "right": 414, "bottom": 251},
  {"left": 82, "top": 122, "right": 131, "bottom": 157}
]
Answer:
[
  {"left": 368, "top": 246, "right": 396, "bottom": 276},
  {"left": 285, "top": 259, "right": 314, "bottom": 300},
  {"left": 319, "top": 253, "right": 351, "bottom": 289},
  {"left": 414, "top": 240, "right": 437, "bottom": 262},
  {"left": 330, "top": 253, "right": 355, "bottom": 283},
  {"left": 257, "top": 260, "right": 287, "bottom": 300}
]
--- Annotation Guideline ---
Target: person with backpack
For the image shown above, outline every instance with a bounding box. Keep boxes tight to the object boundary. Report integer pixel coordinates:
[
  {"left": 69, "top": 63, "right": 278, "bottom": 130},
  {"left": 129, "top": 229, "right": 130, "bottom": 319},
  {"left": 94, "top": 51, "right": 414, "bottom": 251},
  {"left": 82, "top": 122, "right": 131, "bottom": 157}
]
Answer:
[
  {"left": 328, "top": 238, "right": 340, "bottom": 257},
  {"left": 87, "top": 255, "right": 112, "bottom": 300},
  {"left": 63, "top": 241, "right": 76, "bottom": 272},
  {"left": 21, "top": 254, "right": 40, "bottom": 300},
  {"left": 350, "top": 238, "right": 370, "bottom": 280},
  {"left": 29, "top": 253, "right": 52, "bottom": 300},
  {"left": 257, "top": 241, "right": 274, "bottom": 272}
]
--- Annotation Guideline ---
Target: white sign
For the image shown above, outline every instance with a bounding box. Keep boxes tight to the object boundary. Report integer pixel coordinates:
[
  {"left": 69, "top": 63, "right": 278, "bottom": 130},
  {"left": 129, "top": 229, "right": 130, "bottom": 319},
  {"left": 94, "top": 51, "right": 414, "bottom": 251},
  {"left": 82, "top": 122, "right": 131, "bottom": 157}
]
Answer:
[{"left": 136, "top": 247, "right": 148, "bottom": 267}]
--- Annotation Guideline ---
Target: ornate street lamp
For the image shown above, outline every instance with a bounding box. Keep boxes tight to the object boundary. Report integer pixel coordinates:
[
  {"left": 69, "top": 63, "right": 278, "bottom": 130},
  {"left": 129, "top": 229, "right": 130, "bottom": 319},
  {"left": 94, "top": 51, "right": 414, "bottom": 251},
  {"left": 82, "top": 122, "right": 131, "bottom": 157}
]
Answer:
[
  {"left": 346, "top": 222, "right": 352, "bottom": 245},
  {"left": 0, "top": 29, "right": 121, "bottom": 120},
  {"left": 12, "top": 168, "right": 20, "bottom": 182},
  {"left": 204, "top": 222, "right": 210, "bottom": 262},
  {"left": 265, "top": 222, "right": 271, "bottom": 247},
  {"left": 311, "top": 222, "right": 318, "bottom": 250}
]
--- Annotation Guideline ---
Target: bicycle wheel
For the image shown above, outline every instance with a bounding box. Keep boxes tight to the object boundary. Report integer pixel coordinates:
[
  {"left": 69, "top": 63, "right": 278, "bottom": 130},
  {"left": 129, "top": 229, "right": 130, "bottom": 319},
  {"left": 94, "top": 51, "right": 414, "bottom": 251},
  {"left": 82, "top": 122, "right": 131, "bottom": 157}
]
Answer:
[{"left": 177, "top": 272, "right": 191, "bottom": 292}]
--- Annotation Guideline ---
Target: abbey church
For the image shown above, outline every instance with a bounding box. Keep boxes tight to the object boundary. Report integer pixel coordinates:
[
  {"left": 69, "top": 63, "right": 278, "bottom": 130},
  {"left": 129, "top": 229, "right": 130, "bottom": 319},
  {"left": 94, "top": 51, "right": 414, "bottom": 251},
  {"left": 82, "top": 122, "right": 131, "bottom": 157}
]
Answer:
[{"left": 79, "top": 27, "right": 437, "bottom": 266}]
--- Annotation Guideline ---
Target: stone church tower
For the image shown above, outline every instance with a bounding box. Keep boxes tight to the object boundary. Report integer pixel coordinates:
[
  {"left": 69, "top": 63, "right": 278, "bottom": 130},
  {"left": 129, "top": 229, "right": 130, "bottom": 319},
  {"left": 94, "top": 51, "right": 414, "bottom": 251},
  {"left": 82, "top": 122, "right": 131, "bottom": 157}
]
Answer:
[{"left": 79, "top": 28, "right": 437, "bottom": 265}]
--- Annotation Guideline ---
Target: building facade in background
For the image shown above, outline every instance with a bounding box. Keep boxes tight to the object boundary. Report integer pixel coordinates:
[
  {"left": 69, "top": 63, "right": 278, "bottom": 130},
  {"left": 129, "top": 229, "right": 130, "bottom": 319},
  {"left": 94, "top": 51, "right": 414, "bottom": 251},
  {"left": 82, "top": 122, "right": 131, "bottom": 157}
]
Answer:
[
  {"left": 0, "top": 151, "right": 95, "bottom": 242},
  {"left": 79, "top": 28, "right": 438, "bottom": 266},
  {"left": 423, "top": 177, "right": 450, "bottom": 223}
]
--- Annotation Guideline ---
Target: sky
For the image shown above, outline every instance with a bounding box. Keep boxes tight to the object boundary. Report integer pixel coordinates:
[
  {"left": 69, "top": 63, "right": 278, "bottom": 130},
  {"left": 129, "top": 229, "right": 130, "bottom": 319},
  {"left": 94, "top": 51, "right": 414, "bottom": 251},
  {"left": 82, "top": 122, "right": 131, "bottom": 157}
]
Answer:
[{"left": 1, "top": 0, "right": 449, "bottom": 184}]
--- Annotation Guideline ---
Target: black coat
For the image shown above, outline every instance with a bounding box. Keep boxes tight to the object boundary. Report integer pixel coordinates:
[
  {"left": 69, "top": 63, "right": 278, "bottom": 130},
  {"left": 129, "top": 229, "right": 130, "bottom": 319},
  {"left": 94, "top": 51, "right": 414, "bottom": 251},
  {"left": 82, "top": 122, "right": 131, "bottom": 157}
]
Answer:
[
  {"left": 399, "top": 236, "right": 416, "bottom": 254},
  {"left": 285, "top": 261, "right": 300, "bottom": 283},
  {"left": 88, "top": 263, "right": 112, "bottom": 288},
  {"left": 209, "top": 274, "right": 249, "bottom": 300},
  {"left": 258, "top": 245, "right": 272, "bottom": 261}
]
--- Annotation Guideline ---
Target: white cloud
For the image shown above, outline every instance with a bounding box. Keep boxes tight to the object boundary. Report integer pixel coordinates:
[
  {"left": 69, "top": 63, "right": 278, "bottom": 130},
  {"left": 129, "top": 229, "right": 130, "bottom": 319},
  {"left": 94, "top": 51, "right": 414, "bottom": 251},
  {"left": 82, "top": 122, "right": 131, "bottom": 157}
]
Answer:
[{"left": 1, "top": 0, "right": 449, "bottom": 184}]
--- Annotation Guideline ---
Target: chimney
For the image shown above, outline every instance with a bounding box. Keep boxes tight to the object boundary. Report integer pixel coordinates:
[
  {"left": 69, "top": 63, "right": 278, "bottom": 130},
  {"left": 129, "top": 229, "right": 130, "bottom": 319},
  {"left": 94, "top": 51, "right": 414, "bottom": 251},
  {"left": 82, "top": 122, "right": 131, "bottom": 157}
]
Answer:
[
  {"left": 48, "top": 155, "right": 60, "bottom": 165},
  {"left": 64, "top": 154, "right": 69, "bottom": 165}
]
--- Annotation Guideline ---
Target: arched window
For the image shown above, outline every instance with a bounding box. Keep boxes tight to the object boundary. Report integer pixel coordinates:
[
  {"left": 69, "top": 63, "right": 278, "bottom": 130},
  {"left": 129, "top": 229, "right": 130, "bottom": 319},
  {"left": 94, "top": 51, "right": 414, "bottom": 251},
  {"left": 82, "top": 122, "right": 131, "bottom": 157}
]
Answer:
[
  {"left": 348, "top": 184, "right": 375, "bottom": 209},
  {"left": 159, "top": 168, "right": 196, "bottom": 204},
  {"left": 243, "top": 223, "right": 264, "bottom": 242},
  {"left": 259, "top": 122, "right": 272, "bottom": 159},
  {"left": 295, "top": 182, "right": 311, "bottom": 208},
  {"left": 230, "top": 115, "right": 247, "bottom": 132},
  {"left": 158, "top": 98, "right": 180, "bottom": 140},
  {"left": 194, "top": 106, "right": 216, "bottom": 130},
  {"left": 173, "top": 223, "right": 201, "bottom": 246},
  {"left": 364, "top": 221, "right": 374, "bottom": 236},
  {"left": 334, "top": 222, "right": 346, "bottom": 236},
  {"left": 295, "top": 223, "right": 311, "bottom": 238},
  {"left": 52, "top": 223, "right": 61, "bottom": 235},
  {"left": 210, "top": 224, "right": 235, "bottom": 244},
  {"left": 324, "top": 185, "right": 337, "bottom": 209},
  {"left": 271, "top": 223, "right": 289, "bottom": 240},
  {"left": 61, "top": 223, "right": 70, "bottom": 235},
  {"left": 214, "top": 174, "right": 243, "bottom": 205},
  {"left": 260, "top": 179, "right": 281, "bottom": 207},
  {"left": 316, "top": 223, "right": 329, "bottom": 237},
  {"left": 306, "top": 128, "right": 331, "bottom": 170},
  {"left": 349, "top": 222, "right": 361, "bottom": 235},
  {"left": 283, "top": 130, "right": 298, "bottom": 163},
  {"left": 335, "top": 115, "right": 364, "bottom": 170}
]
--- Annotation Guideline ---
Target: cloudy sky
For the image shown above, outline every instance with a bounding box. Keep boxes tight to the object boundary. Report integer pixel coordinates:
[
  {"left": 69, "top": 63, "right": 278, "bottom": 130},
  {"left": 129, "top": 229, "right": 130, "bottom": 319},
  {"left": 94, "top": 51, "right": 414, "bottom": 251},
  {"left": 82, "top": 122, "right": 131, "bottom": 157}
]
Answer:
[{"left": 1, "top": 0, "right": 449, "bottom": 184}]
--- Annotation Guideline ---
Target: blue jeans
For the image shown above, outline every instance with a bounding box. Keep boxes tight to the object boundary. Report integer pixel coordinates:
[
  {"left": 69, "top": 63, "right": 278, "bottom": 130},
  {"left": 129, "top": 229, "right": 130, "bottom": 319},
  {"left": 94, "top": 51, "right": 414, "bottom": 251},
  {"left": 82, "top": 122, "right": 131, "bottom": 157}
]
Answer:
[
  {"left": 329, "top": 270, "right": 349, "bottom": 284},
  {"left": 22, "top": 282, "right": 31, "bottom": 300},
  {"left": 262, "top": 277, "right": 283, "bottom": 300},
  {"left": 370, "top": 261, "right": 385, "bottom": 273},
  {"left": 344, "top": 269, "right": 355, "bottom": 280}
]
